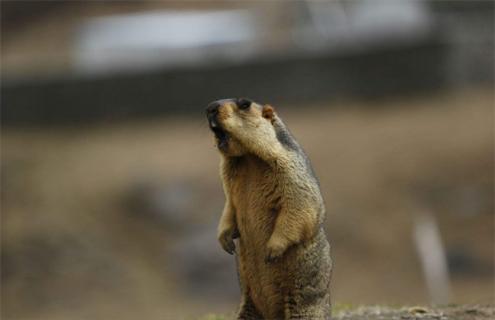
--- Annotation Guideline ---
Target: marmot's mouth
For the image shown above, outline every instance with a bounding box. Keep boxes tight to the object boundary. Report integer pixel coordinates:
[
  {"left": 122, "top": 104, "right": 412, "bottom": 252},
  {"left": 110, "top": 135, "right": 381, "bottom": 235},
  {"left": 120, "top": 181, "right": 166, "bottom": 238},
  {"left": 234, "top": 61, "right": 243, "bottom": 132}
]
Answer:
[{"left": 210, "top": 125, "right": 229, "bottom": 150}]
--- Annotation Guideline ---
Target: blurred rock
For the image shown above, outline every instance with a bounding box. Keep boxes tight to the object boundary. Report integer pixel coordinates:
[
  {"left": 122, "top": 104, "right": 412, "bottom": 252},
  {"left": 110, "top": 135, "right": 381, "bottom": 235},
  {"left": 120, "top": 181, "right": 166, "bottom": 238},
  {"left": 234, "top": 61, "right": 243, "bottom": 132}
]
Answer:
[
  {"left": 124, "top": 177, "right": 198, "bottom": 232},
  {"left": 123, "top": 176, "right": 239, "bottom": 300},
  {"left": 168, "top": 224, "right": 239, "bottom": 301}
]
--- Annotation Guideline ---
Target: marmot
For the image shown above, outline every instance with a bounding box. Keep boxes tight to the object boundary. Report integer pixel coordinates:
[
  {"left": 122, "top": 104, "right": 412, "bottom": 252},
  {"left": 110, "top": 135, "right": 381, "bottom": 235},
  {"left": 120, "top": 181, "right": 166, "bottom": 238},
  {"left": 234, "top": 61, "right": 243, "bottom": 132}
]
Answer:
[{"left": 206, "top": 98, "right": 332, "bottom": 320}]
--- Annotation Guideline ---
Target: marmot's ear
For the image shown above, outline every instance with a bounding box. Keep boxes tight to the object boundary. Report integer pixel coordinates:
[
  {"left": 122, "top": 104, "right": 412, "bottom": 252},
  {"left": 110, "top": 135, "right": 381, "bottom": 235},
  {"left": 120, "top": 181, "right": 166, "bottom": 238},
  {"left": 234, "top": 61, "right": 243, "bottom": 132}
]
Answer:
[{"left": 262, "top": 104, "right": 276, "bottom": 123}]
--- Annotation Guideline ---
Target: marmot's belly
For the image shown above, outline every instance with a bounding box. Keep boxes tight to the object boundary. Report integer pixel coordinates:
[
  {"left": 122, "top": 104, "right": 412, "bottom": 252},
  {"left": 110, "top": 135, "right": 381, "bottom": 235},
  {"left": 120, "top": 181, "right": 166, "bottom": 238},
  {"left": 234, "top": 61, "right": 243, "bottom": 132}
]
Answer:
[
  {"left": 237, "top": 240, "right": 284, "bottom": 318},
  {"left": 235, "top": 207, "right": 283, "bottom": 317}
]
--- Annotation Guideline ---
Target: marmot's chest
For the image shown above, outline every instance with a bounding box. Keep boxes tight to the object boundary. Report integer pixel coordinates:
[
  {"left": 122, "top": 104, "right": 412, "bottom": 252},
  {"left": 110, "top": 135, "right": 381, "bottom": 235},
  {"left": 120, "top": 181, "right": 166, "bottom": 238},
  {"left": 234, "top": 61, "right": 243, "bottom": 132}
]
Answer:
[{"left": 230, "top": 161, "right": 281, "bottom": 239}]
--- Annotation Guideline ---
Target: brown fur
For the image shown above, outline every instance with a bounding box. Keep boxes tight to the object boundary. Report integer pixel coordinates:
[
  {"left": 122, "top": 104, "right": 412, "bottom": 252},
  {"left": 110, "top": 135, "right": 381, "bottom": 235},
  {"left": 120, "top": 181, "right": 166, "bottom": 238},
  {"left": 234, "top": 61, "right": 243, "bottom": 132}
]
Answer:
[{"left": 207, "top": 99, "right": 332, "bottom": 319}]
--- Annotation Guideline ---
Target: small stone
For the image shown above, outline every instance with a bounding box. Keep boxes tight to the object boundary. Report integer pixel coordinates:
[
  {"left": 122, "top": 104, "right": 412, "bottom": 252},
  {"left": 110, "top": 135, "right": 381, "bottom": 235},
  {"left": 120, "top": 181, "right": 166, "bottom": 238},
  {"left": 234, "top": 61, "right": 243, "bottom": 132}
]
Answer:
[
  {"left": 465, "top": 308, "right": 479, "bottom": 314},
  {"left": 408, "top": 306, "right": 429, "bottom": 314}
]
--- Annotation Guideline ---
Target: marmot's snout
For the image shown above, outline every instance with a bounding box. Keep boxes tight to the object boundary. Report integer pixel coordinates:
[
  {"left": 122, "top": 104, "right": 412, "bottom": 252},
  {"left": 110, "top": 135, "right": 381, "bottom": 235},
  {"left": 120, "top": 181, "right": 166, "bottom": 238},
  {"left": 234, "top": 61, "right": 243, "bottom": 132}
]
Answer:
[
  {"left": 206, "top": 100, "right": 229, "bottom": 150},
  {"left": 206, "top": 101, "right": 221, "bottom": 128}
]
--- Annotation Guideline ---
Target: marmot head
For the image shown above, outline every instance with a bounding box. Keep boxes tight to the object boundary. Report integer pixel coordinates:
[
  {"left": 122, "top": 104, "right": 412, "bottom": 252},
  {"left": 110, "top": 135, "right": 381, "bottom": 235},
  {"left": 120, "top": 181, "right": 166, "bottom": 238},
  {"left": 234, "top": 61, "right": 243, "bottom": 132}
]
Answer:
[{"left": 206, "top": 98, "right": 277, "bottom": 156}]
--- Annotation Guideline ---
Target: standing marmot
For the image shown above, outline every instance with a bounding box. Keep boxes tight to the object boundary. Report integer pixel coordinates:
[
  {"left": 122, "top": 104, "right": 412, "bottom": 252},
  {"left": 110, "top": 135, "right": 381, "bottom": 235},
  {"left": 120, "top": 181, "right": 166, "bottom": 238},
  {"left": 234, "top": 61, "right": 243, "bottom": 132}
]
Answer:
[{"left": 206, "top": 98, "right": 332, "bottom": 320}]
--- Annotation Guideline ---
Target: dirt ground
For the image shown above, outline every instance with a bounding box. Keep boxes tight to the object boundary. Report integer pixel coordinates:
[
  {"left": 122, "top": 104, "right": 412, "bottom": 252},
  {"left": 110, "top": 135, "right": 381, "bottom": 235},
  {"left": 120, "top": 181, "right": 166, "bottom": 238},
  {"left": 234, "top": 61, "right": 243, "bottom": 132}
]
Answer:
[
  {"left": 200, "top": 305, "right": 495, "bottom": 320},
  {"left": 1, "top": 89, "right": 493, "bottom": 320},
  {"left": 334, "top": 305, "right": 495, "bottom": 320}
]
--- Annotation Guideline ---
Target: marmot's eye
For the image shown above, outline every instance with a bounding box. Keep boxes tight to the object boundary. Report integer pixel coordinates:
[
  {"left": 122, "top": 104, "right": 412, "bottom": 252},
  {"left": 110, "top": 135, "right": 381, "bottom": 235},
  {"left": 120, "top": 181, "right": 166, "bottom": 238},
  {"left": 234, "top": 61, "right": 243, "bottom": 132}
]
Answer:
[{"left": 237, "top": 98, "right": 252, "bottom": 110}]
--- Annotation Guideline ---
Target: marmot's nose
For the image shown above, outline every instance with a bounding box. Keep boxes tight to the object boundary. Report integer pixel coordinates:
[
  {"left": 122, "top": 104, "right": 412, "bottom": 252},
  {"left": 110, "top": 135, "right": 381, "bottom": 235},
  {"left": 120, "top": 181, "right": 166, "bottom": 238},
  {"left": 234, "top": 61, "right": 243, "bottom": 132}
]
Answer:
[{"left": 206, "top": 101, "right": 220, "bottom": 117}]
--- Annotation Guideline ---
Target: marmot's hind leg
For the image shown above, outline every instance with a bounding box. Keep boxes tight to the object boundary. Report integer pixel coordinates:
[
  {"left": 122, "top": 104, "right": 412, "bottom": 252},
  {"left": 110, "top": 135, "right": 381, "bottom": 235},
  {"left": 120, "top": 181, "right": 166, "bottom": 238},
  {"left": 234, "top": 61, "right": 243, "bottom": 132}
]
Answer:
[{"left": 237, "top": 294, "right": 263, "bottom": 320}]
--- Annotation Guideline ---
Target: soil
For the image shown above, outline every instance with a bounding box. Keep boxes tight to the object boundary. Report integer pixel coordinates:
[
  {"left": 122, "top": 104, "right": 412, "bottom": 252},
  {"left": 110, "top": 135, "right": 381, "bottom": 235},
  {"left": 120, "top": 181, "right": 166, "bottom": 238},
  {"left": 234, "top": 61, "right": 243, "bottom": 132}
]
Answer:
[
  {"left": 334, "top": 305, "right": 494, "bottom": 320},
  {"left": 200, "top": 306, "right": 495, "bottom": 320}
]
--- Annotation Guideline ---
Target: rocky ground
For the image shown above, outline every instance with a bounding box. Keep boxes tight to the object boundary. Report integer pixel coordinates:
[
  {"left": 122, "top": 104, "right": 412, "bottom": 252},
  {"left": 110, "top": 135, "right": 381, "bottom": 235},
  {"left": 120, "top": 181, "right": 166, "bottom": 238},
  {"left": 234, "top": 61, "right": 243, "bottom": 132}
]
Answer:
[
  {"left": 334, "top": 305, "right": 494, "bottom": 320},
  {"left": 201, "top": 305, "right": 495, "bottom": 320}
]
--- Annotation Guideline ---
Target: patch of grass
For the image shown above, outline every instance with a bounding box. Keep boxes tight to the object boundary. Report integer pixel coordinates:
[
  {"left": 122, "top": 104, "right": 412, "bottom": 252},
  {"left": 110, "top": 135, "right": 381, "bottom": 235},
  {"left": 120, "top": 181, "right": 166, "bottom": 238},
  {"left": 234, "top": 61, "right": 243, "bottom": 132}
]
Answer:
[
  {"left": 333, "top": 302, "right": 357, "bottom": 314},
  {"left": 198, "top": 314, "right": 229, "bottom": 320}
]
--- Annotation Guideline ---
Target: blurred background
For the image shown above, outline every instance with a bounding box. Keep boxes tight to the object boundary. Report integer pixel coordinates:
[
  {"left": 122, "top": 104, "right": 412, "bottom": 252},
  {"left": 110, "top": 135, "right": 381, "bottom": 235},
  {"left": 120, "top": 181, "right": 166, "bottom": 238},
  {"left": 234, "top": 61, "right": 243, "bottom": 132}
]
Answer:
[{"left": 1, "top": 1, "right": 493, "bottom": 319}]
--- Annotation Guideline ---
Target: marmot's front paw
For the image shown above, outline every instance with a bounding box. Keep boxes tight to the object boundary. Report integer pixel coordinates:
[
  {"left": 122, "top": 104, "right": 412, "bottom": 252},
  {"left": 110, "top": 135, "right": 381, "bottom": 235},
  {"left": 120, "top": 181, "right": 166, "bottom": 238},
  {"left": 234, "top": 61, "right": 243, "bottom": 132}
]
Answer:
[
  {"left": 265, "top": 237, "right": 287, "bottom": 263},
  {"left": 218, "top": 228, "right": 238, "bottom": 255}
]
